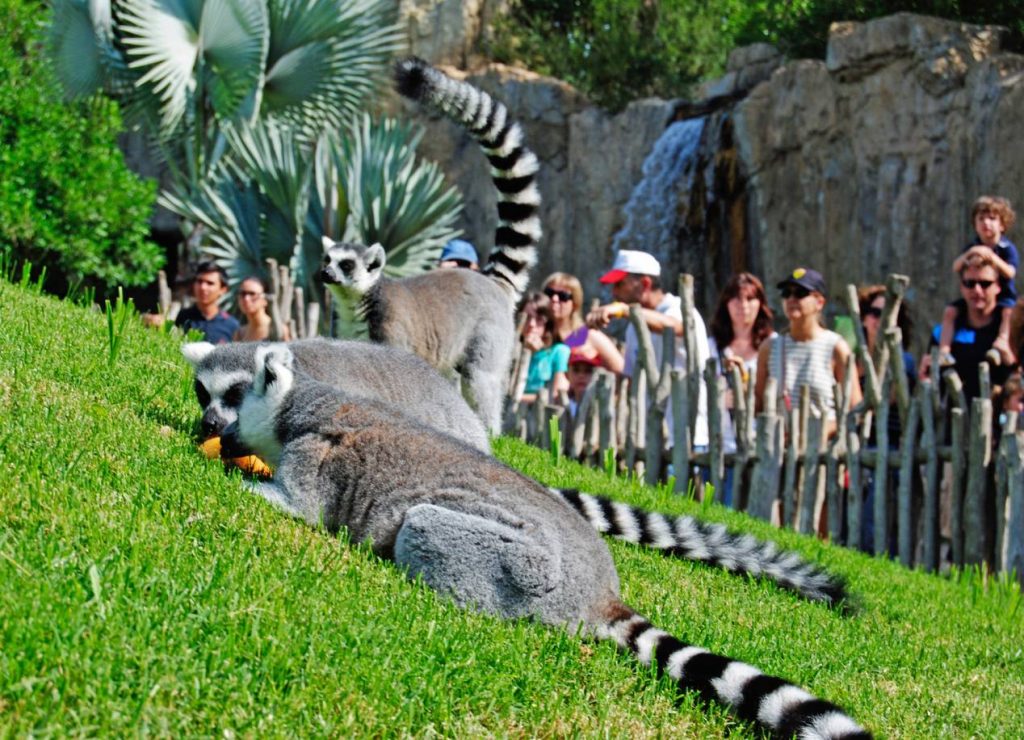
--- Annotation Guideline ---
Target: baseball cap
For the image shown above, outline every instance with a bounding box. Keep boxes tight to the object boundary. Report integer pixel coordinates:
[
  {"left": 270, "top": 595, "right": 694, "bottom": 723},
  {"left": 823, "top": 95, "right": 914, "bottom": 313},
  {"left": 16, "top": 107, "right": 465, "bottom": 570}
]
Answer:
[
  {"left": 568, "top": 348, "right": 602, "bottom": 368},
  {"left": 777, "top": 267, "right": 827, "bottom": 297},
  {"left": 440, "top": 238, "right": 479, "bottom": 265},
  {"left": 599, "top": 250, "right": 661, "bottom": 284}
]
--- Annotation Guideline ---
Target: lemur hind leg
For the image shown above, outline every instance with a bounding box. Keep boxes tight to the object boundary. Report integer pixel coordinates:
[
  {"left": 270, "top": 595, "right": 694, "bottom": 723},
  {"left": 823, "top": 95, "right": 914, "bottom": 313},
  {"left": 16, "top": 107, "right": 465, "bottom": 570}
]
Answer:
[{"left": 394, "top": 503, "right": 563, "bottom": 621}]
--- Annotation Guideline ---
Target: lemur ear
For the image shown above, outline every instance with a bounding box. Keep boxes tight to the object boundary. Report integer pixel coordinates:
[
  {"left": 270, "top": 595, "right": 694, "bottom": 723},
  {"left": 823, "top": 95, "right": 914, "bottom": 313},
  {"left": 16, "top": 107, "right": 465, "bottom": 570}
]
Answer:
[
  {"left": 181, "top": 342, "right": 215, "bottom": 367},
  {"left": 321, "top": 235, "right": 335, "bottom": 252},
  {"left": 254, "top": 345, "right": 294, "bottom": 393},
  {"left": 366, "top": 243, "right": 387, "bottom": 273}
]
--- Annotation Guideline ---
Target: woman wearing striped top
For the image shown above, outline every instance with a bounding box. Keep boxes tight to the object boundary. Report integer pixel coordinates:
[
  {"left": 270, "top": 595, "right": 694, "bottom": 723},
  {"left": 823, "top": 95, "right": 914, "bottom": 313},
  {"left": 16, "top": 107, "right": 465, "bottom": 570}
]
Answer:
[{"left": 754, "top": 267, "right": 861, "bottom": 437}]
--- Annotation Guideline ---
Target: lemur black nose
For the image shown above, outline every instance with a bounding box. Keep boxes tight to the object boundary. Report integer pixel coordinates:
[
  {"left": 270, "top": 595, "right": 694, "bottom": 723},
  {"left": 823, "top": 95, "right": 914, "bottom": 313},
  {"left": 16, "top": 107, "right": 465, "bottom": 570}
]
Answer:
[
  {"left": 321, "top": 267, "right": 335, "bottom": 284},
  {"left": 219, "top": 422, "right": 252, "bottom": 459}
]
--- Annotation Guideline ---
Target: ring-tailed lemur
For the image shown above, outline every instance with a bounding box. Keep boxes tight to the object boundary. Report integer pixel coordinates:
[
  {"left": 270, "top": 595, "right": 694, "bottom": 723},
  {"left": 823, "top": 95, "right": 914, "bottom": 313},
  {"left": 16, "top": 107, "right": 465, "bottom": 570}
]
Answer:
[
  {"left": 321, "top": 57, "right": 542, "bottom": 433},
  {"left": 184, "top": 340, "right": 848, "bottom": 606},
  {"left": 218, "top": 345, "right": 870, "bottom": 739}
]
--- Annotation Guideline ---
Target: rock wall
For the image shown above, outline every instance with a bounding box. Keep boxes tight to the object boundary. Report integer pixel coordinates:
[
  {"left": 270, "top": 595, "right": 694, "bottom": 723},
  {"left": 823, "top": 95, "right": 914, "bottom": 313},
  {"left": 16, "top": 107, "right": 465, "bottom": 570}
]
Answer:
[{"left": 409, "top": 12, "right": 1024, "bottom": 341}]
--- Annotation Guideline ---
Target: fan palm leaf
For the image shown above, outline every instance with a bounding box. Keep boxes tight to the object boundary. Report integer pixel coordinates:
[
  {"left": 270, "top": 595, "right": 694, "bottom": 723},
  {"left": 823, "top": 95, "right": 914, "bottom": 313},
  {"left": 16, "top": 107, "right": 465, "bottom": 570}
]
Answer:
[
  {"left": 49, "top": 0, "right": 134, "bottom": 99},
  {"left": 116, "top": 0, "right": 267, "bottom": 135},
  {"left": 262, "top": 0, "right": 402, "bottom": 140}
]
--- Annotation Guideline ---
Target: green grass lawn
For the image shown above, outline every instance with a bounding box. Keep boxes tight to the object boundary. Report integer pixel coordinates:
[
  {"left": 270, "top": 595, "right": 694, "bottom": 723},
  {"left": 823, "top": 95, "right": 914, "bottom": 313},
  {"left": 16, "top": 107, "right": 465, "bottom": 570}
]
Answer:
[{"left": 1, "top": 277, "right": 1022, "bottom": 737}]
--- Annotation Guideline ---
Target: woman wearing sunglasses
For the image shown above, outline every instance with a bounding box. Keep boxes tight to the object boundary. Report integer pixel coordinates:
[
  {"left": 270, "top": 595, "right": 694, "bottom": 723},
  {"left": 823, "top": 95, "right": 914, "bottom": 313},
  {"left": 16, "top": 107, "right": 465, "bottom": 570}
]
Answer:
[
  {"left": 754, "top": 267, "right": 861, "bottom": 436},
  {"left": 541, "top": 272, "right": 625, "bottom": 374},
  {"left": 233, "top": 276, "right": 291, "bottom": 342}
]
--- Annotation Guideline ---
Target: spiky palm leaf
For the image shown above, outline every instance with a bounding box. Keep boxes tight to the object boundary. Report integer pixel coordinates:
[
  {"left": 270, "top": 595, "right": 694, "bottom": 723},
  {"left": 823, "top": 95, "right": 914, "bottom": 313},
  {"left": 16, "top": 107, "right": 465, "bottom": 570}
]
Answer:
[
  {"left": 331, "top": 115, "right": 463, "bottom": 278},
  {"left": 262, "top": 0, "right": 403, "bottom": 141}
]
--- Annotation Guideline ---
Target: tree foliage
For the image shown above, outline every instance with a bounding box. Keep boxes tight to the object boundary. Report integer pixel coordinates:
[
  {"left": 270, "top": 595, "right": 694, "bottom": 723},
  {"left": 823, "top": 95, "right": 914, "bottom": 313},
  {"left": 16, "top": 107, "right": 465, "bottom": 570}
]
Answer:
[
  {"left": 491, "top": 0, "right": 1024, "bottom": 111},
  {"left": 0, "top": 0, "right": 162, "bottom": 295}
]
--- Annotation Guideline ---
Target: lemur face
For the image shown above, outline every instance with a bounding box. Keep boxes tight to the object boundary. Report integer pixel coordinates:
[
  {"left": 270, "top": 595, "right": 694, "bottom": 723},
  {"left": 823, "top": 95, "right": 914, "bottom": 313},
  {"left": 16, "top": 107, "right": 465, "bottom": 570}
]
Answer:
[
  {"left": 320, "top": 237, "right": 386, "bottom": 295},
  {"left": 182, "top": 341, "right": 257, "bottom": 438}
]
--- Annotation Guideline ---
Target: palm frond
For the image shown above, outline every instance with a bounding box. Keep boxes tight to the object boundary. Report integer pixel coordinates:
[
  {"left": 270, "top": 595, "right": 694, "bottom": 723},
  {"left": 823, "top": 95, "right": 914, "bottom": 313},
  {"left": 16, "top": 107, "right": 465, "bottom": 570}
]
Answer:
[
  {"left": 48, "top": 0, "right": 132, "bottom": 99},
  {"left": 199, "top": 0, "right": 269, "bottom": 124},
  {"left": 262, "top": 0, "right": 403, "bottom": 140}
]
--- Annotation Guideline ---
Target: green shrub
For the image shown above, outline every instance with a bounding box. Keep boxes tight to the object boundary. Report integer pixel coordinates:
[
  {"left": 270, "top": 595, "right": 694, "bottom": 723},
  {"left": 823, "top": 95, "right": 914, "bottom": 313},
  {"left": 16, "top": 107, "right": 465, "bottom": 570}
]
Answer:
[{"left": 0, "top": 0, "right": 162, "bottom": 297}]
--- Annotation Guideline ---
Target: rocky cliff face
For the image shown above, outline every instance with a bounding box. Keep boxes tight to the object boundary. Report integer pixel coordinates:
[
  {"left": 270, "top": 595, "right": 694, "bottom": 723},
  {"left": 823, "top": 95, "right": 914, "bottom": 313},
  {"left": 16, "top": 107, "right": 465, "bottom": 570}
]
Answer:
[{"left": 409, "top": 13, "right": 1024, "bottom": 339}]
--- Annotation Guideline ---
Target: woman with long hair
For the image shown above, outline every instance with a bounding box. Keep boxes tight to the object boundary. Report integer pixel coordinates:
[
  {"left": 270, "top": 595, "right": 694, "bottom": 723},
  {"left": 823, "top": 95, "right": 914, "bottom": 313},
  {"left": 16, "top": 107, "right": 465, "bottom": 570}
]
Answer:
[
  {"left": 708, "top": 273, "right": 775, "bottom": 506},
  {"left": 542, "top": 272, "right": 624, "bottom": 374}
]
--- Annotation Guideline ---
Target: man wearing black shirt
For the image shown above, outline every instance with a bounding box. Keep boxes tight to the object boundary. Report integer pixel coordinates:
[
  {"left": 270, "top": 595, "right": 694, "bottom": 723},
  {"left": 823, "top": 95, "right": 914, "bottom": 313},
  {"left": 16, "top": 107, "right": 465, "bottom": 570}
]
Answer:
[{"left": 927, "top": 253, "right": 1010, "bottom": 399}]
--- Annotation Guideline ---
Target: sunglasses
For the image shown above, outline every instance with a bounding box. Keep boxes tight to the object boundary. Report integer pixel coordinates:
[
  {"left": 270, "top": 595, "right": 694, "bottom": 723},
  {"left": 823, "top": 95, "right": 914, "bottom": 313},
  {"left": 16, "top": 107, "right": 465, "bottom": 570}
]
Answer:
[
  {"left": 780, "top": 286, "right": 811, "bottom": 300},
  {"left": 544, "top": 287, "right": 573, "bottom": 302},
  {"left": 961, "top": 278, "right": 995, "bottom": 290},
  {"left": 863, "top": 306, "right": 883, "bottom": 318},
  {"left": 238, "top": 290, "right": 266, "bottom": 299}
]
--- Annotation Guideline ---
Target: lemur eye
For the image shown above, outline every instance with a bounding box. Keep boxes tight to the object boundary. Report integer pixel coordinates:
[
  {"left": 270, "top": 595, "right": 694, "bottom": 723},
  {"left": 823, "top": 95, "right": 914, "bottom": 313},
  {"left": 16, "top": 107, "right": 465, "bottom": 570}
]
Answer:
[
  {"left": 194, "top": 380, "right": 210, "bottom": 408},
  {"left": 339, "top": 259, "right": 355, "bottom": 274},
  {"left": 223, "top": 382, "right": 247, "bottom": 408}
]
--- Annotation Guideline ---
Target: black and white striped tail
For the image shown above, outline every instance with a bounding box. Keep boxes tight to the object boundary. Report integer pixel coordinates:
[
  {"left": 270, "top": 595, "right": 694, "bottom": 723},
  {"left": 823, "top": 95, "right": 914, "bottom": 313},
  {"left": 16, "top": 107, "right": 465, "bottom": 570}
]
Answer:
[
  {"left": 395, "top": 57, "right": 541, "bottom": 299},
  {"left": 599, "top": 603, "right": 870, "bottom": 739},
  {"left": 553, "top": 488, "right": 848, "bottom": 606}
]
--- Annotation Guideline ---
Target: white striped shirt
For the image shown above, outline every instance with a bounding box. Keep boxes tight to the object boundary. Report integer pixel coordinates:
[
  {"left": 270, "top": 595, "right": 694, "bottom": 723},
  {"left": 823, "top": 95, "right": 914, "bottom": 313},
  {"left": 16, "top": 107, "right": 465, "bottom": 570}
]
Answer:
[{"left": 767, "top": 331, "right": 841, "bottom": 419}]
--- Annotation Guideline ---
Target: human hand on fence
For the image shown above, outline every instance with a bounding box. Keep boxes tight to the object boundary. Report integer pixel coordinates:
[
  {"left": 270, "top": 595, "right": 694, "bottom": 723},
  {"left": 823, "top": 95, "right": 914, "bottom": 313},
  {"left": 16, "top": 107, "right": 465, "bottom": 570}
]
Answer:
[{"left": 586, "top": 302, "right": 628, "bottom": 329}]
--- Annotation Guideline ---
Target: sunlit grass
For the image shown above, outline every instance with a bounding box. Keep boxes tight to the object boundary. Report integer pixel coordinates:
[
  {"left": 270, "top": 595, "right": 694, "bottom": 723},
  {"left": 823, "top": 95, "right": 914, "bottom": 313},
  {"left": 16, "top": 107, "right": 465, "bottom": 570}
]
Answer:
[{"left": 1, "top": 278, "right": 1021, "bottom": 737}]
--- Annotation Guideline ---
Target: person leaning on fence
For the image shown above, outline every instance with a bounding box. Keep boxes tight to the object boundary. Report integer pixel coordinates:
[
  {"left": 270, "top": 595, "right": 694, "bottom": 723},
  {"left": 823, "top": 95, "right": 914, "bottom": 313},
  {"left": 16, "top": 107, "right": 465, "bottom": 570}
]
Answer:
[
  {"left": 587, "top": 249, "right": 711, "bottom": 452},
  {"left": 518, "top": 291, "right": 570, "bottom": 404},
  {"left": 754, "top": 267, "right": 862, "bottom": 437},
  {"left": 921, "top": 250, "right": 1013, "bottom": 401},
  {"left": 708, "top": 272, "right": 776, "bottom": 506},
  {"left": 935, "top": 196, "right": 1018, "bottom": 367},
  {"left": 542, "top": 272, "right": 625, "bottom": 373}
]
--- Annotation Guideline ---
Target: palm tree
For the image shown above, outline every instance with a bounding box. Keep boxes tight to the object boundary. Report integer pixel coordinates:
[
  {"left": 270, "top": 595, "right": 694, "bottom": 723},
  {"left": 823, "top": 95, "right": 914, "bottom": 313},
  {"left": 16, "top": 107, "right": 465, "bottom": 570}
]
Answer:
[{"left": 48, "top": 0, "right": 465, "bottom": 331}]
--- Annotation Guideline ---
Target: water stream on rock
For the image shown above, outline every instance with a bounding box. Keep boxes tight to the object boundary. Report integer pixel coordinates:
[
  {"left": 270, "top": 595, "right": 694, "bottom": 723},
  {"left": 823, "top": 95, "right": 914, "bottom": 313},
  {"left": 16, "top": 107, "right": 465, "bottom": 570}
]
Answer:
[{"left": 609, "top": 117, "right": 707, "bottom": 278}]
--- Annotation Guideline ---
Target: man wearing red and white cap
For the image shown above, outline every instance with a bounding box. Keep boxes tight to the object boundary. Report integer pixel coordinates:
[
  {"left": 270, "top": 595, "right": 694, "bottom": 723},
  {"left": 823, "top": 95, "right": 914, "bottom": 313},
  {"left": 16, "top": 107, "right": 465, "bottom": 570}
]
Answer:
[{"left": 586, "top": 249, "right": 709, "bottom": 448}]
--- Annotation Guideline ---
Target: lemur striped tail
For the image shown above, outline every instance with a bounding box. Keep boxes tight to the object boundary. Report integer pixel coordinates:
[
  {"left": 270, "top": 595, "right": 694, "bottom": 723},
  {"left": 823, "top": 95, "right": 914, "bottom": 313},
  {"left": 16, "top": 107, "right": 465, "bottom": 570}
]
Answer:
[
  {"left": 395, "top": 57, "right": 541, "bottom": 299},
  {"left": 553, "top": 488, "right": 848, "bottom": 606},
  {"left": 598, "top": 602, "right": 870, "bottom": 739}
]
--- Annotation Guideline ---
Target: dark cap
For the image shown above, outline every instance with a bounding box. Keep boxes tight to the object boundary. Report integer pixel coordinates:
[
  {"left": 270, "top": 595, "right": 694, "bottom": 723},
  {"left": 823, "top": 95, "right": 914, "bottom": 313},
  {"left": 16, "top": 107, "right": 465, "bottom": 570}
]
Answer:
[{"left": 777, "top": 267, "right": 827, "bottom": 297}]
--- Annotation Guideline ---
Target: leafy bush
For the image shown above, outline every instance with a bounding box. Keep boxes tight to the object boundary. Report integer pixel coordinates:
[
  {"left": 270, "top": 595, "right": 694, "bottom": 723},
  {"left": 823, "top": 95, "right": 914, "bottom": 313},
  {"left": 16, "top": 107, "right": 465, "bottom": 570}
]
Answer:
[
  {"left": 492, "top": 0, "right": 1024, "bottom": 111},
  {"left": 0, "top": 0, "right": 162, "bottom": 296}
]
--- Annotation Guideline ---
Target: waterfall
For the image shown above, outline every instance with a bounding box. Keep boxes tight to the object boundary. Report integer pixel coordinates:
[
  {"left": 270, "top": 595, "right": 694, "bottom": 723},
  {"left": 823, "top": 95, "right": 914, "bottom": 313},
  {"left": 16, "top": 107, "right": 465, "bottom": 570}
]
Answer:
[{"left": 610, "top": 117, "right": 706, "bottom": 271}]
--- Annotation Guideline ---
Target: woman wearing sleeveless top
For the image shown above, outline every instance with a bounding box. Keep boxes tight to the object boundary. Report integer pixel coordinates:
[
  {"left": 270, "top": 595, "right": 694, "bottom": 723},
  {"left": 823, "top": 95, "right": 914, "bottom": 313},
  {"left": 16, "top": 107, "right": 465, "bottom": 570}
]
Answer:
[
  {"left": 754, "top": 267, "right": 861, "bottom": 438},
  {"left": 542, "top": 272, "right": 625, "bottom": 374}
]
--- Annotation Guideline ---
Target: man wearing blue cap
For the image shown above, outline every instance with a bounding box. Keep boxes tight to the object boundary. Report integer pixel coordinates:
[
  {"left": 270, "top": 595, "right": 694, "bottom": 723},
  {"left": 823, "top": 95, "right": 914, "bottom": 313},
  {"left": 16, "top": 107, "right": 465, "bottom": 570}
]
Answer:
[{"left": 438, "top": 238, "right": 480, "bottom": 270}]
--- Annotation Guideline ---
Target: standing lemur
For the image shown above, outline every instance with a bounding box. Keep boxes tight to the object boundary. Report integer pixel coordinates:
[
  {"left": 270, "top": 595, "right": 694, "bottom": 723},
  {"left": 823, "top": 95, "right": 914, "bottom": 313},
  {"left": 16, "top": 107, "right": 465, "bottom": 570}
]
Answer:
[
  {"left": 321, "top": 58, "right": 542, "bottom": 433},
  {"left": 185, "top": 339, "right": 848, "bottom": 606},
  {"left": 219, "top": 345, "right": 870, "bottom": 739}
]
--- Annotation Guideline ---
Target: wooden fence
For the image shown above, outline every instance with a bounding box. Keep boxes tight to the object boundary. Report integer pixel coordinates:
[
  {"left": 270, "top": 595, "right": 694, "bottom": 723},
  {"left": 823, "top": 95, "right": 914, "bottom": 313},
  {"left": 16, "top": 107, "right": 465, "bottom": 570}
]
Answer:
[{"left": 506, "top": 275, "right": 1024, "bottom": 584}]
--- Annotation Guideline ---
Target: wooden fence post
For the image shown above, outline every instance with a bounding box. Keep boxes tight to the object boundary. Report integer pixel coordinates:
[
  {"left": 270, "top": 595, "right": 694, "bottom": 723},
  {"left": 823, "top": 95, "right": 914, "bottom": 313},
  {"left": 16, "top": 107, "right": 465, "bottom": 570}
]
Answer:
[
  {"left": 706, "top": 360, "right": 724, "bottom": 502},
  {"left": 872, "top": 374, "right": 892, "bottom": 556},
  {"left": 797, "top": 409, "right": 824, "bottom": 535},
  {"left": 897, "top": 394, "right": 921, "bottom": 567},
  {"left": 964, "top": 396, "right": 993, "bottom": 566},
  {"left": 671, "top": 369, "right": 692, "bottom": 495},
  {"left": 1002, "top": 431, "right": 1024, "bottom": 586},
  {"left": 749, "top": 378, "right": 782, "bottom": 522},
  {"left": 949, "top": 405, "right": 967, "bottom": 567},
  {"left": 920, "top": 381, "right": 940, "bottom": 571},
  {"left": 845, "top": 410, "right": 864, "bottom": 549},
  {"left": 596, "top": 372, "right": 614, "bottom": 465},
  {"left": 994, "top": 411, "right": 1017, "bottom": 568}
]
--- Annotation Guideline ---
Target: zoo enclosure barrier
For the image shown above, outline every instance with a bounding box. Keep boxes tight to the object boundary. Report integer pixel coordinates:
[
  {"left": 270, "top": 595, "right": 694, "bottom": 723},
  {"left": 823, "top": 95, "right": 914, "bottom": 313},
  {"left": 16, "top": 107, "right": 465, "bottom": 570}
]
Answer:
[{"left": 505, "top": 274, "right": 1024, "bottom": 585}]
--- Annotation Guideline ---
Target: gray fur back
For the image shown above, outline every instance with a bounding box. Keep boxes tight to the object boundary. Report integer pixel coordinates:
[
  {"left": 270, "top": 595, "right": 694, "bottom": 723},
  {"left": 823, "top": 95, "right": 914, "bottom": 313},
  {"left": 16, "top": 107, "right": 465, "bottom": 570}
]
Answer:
[{"left": 193, "top": 338, "right": 489, "bottom": 453}]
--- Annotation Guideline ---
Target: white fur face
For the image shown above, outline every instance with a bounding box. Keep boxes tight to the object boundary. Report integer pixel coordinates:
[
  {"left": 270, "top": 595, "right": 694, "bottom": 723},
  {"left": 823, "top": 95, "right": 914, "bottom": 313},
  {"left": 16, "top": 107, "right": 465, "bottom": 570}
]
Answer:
[
  {"left": 236, "top": 345, "right": 296, "bottom": 466},
  {"left": 320, "top": 238, "right": 386, "bottom": 296},
  {"left": 182, "top": 342, "right": 258, "bottom": 438}
]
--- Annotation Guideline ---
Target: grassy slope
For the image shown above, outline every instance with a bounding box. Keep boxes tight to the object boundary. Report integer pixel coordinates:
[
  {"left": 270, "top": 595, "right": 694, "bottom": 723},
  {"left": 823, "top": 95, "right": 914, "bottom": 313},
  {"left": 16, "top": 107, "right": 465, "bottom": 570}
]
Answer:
[{"left": 0, "top": 279, "right": 1021, "bottom": 737}]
